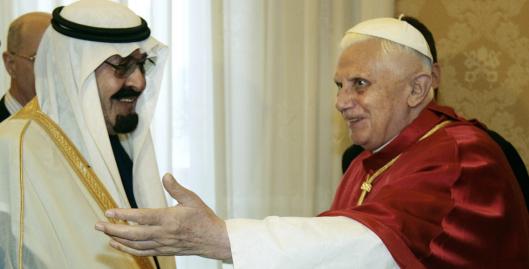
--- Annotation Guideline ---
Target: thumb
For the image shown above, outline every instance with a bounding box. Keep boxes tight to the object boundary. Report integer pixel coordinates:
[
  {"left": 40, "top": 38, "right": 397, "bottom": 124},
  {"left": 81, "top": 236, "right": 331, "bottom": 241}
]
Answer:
[{"left": 162, "top": 173, "right": 199, "bottom": 206}]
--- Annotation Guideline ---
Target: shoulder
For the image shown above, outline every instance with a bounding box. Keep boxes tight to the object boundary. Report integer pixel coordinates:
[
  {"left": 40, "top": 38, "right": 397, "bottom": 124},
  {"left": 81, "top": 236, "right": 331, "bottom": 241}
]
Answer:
[
  {"left": 0, "top": 116, "right": 54, "bottom": 155},
  {"left": 396, "top": 121, "right": 508, "bottom": 185},
  {"left": 428, "top": 121, "right": 524, "bottom": 210},
  {"left": 415, "top": 121, "right": 512, "bottom": 177},
  {"left": 0, "top": 99, "right": 49, "bottom": 142},
  {"left": 425, "top": 103, "right": 504, "bottom": 158},
  {"left": 442, "top": 122, "right": 505, "bottom": 161},
  {"left": 0, "top": 117, "right": 32, "bottom": 140}
]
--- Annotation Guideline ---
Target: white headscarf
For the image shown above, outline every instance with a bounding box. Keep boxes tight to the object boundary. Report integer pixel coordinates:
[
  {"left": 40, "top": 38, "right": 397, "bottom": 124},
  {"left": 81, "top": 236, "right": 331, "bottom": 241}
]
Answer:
[{"left": 34, "top": 0, "right": 168, "bottom": 208}]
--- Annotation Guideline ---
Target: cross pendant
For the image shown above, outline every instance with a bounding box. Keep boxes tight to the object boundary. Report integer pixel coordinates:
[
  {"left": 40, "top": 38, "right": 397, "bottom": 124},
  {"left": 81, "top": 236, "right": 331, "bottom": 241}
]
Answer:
[{"left": 361, "top": 181, "right": 372, "bottom": 192}]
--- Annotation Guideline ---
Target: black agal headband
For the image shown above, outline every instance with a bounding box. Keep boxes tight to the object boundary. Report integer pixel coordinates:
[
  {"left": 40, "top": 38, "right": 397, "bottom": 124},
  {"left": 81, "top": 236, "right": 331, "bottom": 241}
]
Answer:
[{"left": 51, "top": 6, "right": 150, "bottom": 43}]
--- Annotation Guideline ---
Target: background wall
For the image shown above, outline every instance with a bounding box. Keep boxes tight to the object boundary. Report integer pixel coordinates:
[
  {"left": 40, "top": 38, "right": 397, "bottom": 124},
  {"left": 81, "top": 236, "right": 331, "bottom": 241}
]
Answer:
[{"left": 396, "top": 0, "right": 529, "bottom": 165}]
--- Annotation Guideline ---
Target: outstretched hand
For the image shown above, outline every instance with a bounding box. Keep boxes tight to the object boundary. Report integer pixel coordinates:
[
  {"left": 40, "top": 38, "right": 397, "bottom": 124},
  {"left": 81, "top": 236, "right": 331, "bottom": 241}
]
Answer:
[{"left": 95, "top": 174, "right": 231, "bottom": 260}]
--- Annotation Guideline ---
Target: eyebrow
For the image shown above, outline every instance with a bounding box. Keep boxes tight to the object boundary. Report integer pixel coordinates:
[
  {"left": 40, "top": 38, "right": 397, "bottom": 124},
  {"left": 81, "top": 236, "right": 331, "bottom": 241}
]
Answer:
[
  {"left": 127, "top": 53, "right": 148, "bottom": 62},
  {"left": 108, "top": 52, "right": 148, "bottom": 62}
]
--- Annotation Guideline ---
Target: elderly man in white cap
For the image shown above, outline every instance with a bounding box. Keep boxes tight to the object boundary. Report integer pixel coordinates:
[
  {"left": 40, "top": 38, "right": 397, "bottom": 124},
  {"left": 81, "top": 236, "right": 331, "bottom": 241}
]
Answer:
[
  {"left": 95, "top": 16, "right": 529, "bottom": 268},
  {"left": 0, "top": 0, "right": 175, "bottom": 268}
]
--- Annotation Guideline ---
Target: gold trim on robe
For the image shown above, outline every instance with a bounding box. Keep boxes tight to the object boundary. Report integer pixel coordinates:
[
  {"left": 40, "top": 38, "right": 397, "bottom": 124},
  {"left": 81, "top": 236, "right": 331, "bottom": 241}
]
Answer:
[{"left": 18, "top": 120, "right": 31, "bottom": 269}]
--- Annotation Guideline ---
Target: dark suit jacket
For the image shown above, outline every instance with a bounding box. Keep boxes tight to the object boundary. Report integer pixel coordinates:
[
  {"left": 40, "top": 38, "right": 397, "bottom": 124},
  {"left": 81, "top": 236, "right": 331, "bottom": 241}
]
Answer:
[
  {"left": 341, "top": 130, "right": 529, "bottom": 211},
  {"left": 0, "top": 95, "right": 11, "bottom": 123}
]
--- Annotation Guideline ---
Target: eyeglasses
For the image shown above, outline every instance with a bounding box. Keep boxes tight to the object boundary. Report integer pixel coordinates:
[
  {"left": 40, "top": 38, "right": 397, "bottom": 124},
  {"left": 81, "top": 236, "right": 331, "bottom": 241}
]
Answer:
[
  {"left": 9, "top": 51, "right": 36, "bottom": 62},
  {"left": 104, "top": 56, "right": 157, "bottom": 78}
]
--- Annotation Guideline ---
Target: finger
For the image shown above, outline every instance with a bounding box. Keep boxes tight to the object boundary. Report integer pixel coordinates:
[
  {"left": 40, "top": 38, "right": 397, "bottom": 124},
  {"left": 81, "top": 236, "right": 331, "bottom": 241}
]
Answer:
[
  {"left": 105, "top": 208, "right": 162, "bottom": 225},
  {"left": 95, "top": 221, "right": 156, "bottom": 241},
  {"left": 162, "top": 173, "right": 199, "bottom": 206},
  {"left": 109, "top": 239, "right": 158, "bottom": 257},
  {"left": 112, "top": 236, "right": 161, "bottom": 250}
]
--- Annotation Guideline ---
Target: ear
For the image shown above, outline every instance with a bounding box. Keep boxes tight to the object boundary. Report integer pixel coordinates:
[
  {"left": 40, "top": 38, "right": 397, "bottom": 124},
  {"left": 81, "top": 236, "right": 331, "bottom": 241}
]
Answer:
[
  {"left": 2, "top": 52, "right": 15, "bottom": 78},
  {"left": 431, "top": 63, "right": 441, "bottom": 89},
  {"left": 407, "top": 73, "right": 432, "bottom": 107},
  {"left": 430, "top": 63, "right": 441, "bottom": 101}
]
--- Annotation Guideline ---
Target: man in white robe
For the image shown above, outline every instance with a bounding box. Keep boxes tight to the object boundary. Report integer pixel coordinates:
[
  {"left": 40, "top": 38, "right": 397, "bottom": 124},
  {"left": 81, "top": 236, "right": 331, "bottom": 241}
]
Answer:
[{"left": 0, "top": 0, "right": 175, "bottom": 268}]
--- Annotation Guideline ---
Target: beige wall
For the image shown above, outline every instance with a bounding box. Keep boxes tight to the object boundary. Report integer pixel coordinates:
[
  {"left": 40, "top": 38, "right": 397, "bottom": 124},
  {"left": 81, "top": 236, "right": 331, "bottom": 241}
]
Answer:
[{"left": 397, "top": 0, "right": 529, "bottom": 165}]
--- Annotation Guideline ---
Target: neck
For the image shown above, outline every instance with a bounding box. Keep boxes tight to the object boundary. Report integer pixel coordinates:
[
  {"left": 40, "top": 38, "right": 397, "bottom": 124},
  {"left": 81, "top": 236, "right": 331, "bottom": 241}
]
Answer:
[
  {"left": 371, "top": 102, "right": 430, "bottom": 152},
  {"left": 8, "top": 85, "right": 30, "bottom": 106},
  {"left": 373, "top": 135, "right": 397, "bottom": 153}
]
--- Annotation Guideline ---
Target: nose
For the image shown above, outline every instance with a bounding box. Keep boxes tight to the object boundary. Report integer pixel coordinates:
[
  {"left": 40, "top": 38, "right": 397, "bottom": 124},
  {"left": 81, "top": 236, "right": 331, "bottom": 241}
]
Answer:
[
  {"left": 335, "top": 86, "right": 354, "bottom": 113},
  {"left": 125, "top": 66, "right": 146, "bottom": 92}
]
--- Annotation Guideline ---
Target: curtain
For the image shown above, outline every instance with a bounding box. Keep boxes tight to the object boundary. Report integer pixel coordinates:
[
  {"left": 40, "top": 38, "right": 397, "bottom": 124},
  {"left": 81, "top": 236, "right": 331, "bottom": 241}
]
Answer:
[
  {"left": 1, "top": 0, "right": 394, "bottom": 268},
  {"left": 218, "top": 0, "right": 393, "bottom": 218},
  {"left": 163, "top": 1, "right": 393, "bottom": 267}
]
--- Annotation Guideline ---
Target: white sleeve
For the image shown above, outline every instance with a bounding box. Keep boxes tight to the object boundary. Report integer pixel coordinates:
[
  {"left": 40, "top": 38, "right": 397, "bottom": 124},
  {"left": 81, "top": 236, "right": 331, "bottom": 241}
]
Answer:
[{"left": 225, "top": 216, "right": 399, "bottom": 269}]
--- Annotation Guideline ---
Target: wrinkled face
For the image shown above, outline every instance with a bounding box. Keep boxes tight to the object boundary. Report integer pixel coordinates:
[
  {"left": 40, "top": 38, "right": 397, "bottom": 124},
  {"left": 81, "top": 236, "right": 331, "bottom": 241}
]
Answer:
[
  {"left": 334, "top": 39, "right": 418, "bottom": 151},
  {"left": 95, "top": 49, "right": 147, "bottom": 135}
]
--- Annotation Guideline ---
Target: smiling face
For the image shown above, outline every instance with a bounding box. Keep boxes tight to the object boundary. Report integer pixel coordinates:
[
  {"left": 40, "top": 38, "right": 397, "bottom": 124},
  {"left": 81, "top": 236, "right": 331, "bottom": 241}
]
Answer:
[
  {"left": 95, "top": 49, "right": 147, "bottom": 135},
  {"left": 334, "top": 38, "right": 431, "bottom": 151}
]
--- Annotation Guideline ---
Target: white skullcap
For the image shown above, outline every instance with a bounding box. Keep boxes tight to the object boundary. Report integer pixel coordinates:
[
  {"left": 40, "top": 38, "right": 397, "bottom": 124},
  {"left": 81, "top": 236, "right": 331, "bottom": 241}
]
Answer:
[{"left": 342, "top": 16, "right": 432, "bottom": 61}]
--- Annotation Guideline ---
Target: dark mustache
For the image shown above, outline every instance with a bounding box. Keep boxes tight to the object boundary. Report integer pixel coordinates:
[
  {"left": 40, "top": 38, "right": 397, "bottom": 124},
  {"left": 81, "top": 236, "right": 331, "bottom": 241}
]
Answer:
[{"left": 111, "top": 87, "right": 142, "bottom": 99}]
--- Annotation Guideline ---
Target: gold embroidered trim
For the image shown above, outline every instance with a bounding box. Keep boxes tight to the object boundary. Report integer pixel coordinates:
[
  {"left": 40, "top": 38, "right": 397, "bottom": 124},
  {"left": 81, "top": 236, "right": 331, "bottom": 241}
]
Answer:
[
  {"left": 356, "top": 120, "right": 453, "bottom": 205},
  {"left": 14, "top": 99, "right": 154, "bottom": 269},
  {"left": 17, "top": 120, "right": 32, "bottom": 269}
]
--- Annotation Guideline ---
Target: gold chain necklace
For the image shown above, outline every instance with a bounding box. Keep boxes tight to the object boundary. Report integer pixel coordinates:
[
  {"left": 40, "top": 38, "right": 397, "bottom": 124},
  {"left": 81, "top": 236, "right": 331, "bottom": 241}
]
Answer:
[{"left": 356, "top": 120, "right": 453, "bottom": 206}]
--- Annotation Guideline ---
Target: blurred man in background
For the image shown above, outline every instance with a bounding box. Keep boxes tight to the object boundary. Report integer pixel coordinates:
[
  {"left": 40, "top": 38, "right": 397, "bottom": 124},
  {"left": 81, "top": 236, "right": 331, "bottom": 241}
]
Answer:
[{"left": 1, "top": 12, "right": 51, "bottom": 122}]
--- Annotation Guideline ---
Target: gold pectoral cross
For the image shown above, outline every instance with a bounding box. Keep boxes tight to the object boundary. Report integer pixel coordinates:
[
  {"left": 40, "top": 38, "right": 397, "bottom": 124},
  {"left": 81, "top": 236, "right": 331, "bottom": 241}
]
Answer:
[
  {"left": 356, "top": 158, "right": 399, "bottom": 206},
  {"left": 356, "top": 178, "right": 373, "bottom": 206}
]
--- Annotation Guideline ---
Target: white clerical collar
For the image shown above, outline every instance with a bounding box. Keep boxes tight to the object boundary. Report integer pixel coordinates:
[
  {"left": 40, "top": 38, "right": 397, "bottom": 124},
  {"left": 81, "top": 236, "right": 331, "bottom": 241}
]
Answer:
[
  {"left": 5, "top": 91, "right": 23, "bottom": 115},
  {"left": 373, "top": 135, "right": 398, "bottom": 153}
]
